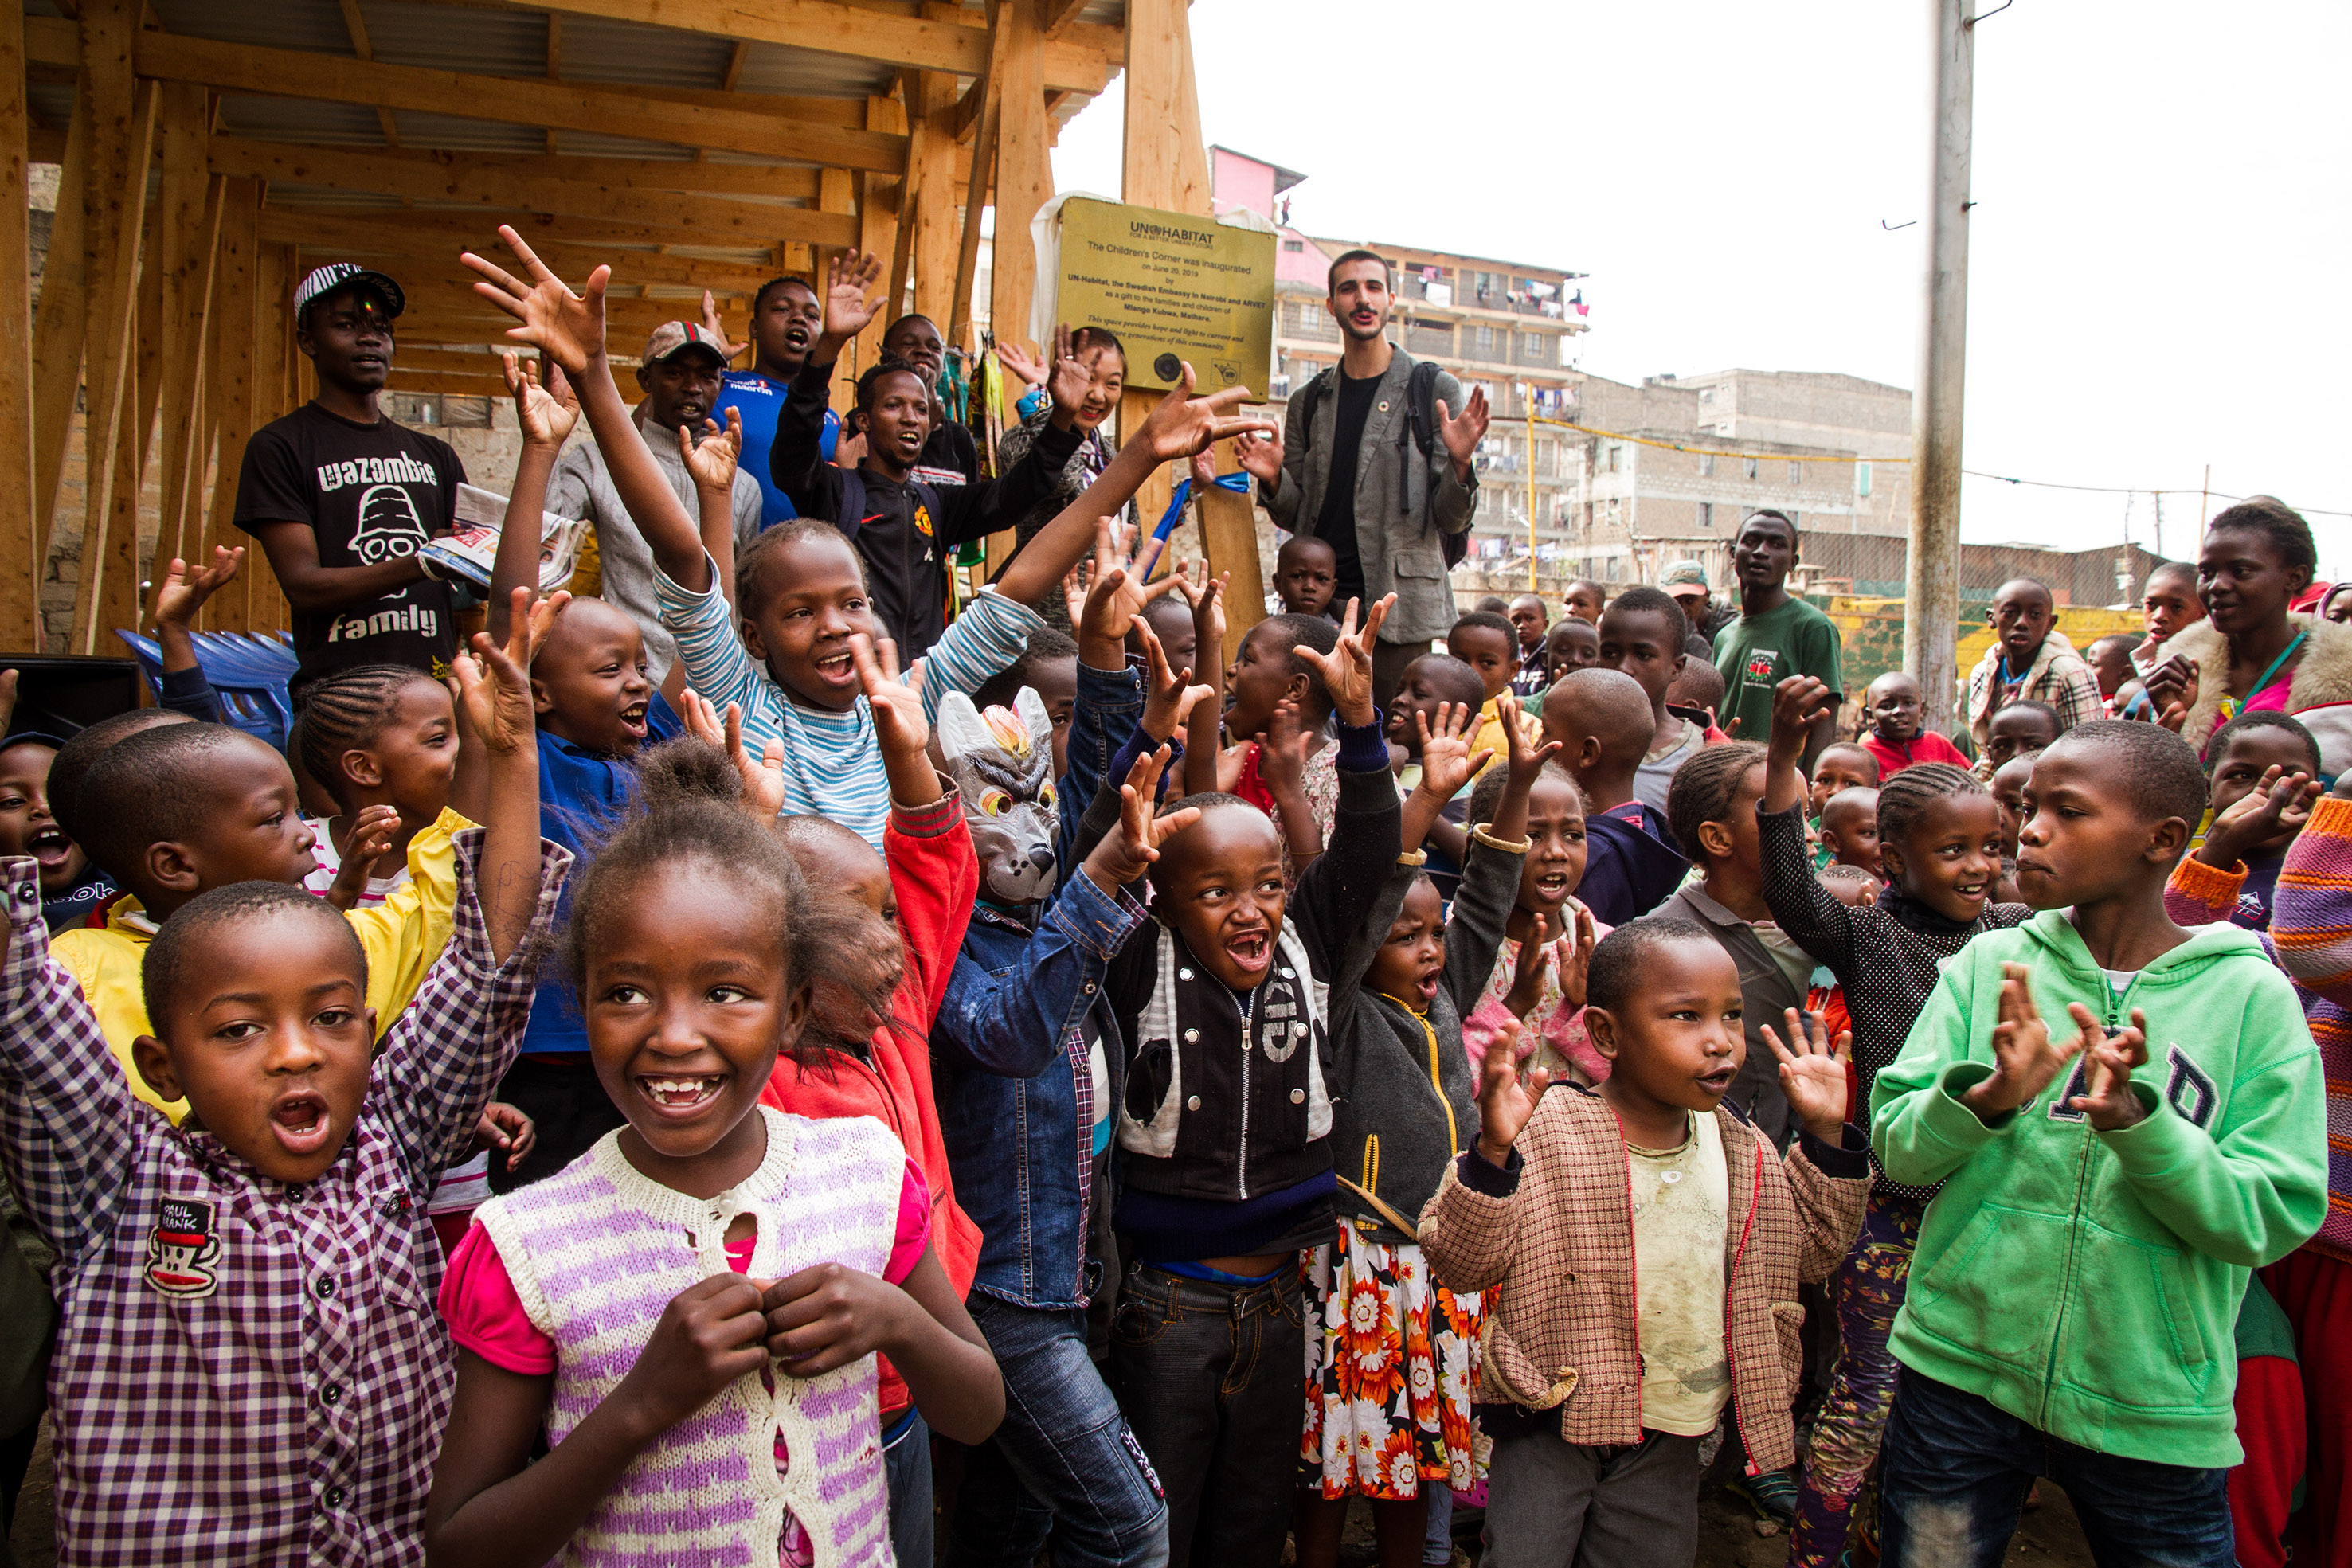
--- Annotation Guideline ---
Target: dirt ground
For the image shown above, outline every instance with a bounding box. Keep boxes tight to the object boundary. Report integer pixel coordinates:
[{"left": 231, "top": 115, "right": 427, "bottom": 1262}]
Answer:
[{"left": 6, "top": 1417, "right": 2103, "bottom": 1568}]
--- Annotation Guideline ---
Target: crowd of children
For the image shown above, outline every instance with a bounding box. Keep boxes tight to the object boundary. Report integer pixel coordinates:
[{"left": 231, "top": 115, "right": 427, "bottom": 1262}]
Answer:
[{"left": 0, "top": 232, "right": 2343, "bottom": 1568}]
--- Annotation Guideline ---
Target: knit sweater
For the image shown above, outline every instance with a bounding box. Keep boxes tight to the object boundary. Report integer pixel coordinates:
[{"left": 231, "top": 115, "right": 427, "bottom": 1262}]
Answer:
[
  {"left": 475, "top": 1109, "right": 902, "bottom": 1568},
  {"left": 1757, "top": 800, "right": 2029, "bottom": 1199},
  {"left": 2166, "top": 795, "right": 2352, "bottom": 1263}
]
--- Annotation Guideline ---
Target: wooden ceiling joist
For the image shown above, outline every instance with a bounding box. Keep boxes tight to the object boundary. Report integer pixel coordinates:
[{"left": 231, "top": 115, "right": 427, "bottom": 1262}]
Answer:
[
  {"left": 213, "top": 139, "right": 859, "bottom": 248},
  {"left": 458, "top": 0, "right": 1119, "bottom": 95}
]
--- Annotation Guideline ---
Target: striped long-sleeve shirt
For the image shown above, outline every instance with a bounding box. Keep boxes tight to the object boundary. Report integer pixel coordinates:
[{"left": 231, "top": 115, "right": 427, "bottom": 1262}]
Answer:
[
  {"left": 656, "top": 553, "right": 1043, "bottom": 849},
  {"left": 2167, "top": 794, "right": 2352, "bottom": 1261}
]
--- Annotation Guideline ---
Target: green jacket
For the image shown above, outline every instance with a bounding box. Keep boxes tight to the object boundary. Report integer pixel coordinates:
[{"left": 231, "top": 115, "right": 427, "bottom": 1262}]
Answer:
[{"left": 1871, "top": 910, "right": 2326, "bottom": 1468}]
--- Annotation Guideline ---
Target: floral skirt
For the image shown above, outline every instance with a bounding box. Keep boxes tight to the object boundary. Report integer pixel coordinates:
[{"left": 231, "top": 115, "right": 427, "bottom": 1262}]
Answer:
[{"left": 1300, "top": 1222, "right": 1487, "bottom": 1500}]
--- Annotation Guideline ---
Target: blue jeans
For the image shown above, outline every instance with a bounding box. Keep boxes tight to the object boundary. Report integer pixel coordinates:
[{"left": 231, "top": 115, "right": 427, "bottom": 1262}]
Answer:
[
  {"left": 885, "top": 1407, "right": 933, "bottom": 1568},
  {"left": 1879, "top": 1368, "right": 2234, "bottom": 1568},
  {"left": 1108, "top": 1261, "right": 1306, "bottom": 1568},
  {"left": 944, "top": 1295, "right": 1168, "bottom": 1568}
]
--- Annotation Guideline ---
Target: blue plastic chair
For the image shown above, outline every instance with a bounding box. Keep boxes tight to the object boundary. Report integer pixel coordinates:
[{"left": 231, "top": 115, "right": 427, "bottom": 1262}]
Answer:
[{"left": 114, "top": 629, "right": 296, "bottom": 754}]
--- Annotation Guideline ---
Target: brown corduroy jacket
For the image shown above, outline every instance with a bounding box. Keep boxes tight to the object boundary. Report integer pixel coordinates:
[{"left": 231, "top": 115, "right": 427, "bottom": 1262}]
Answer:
[{"left": 1419, "top": 1083, "right": 1868, "bottom": 1472}]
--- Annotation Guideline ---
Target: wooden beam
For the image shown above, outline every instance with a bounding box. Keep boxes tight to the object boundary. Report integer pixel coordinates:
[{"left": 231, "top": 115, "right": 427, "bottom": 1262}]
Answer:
[
  {"left": 252, "top": 143, "right": 825, "bottom": 202},
  {"left": 421, "top": 0, "right": 1116, "bottom": 94},
  {"left": 989, "top": 0, "right": 1050, "bottom": 354},
  {"left": 542, "top": 11, "right": 560, "bottom": 154},
  {"left": 202, "top": 178, "right": 258, "bottom": 634},
  {"left": 335, "top": 0, "right": 405, "bottom": 149},
  {"left": 910, "top": 12, "right": 961, "bottom": 332},
  {"left": 135, "top": 31, "right": 911, "bottom": 174},
  {"left": 155, "top": 83, "right": 219, "bottom": 573},
  {"left": 30, "top": 86, "right": 88, "bottom": 564},
  {"left": 278, "top": 233, "right": 777, "bottom": 299},
  {"left": 851, "top": 92, "right": 906, "bottom": 374},
  {"left": 260, "top": 206, "right": 786, "bottom": 274},
  {"left": 384, "top": 346, "right": 533, "bottom": 375},
  {"left": 393, "top": 296, "right": 716, "bottom": 345},
  {"left": 382, "top": 370, "right": 514, "bottom": 397},
  {"left": 1041, "top": 0, "right": 1090, "bottom": 41},
  {"left": 211, "top": 137, "right": 857, "bottom": 248},
  {"left": 68, "top": 0, "right": 157, "bottom": 655},
  {"left": 948, "top": 10, "right": 1009, "bottom": 351},
  {"left": 0, "top": 2, "right": 34, "bottom": 647}
]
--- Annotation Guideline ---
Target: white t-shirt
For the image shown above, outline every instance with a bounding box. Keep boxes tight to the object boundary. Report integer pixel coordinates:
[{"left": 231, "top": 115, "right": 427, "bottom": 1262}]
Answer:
[{"left": 1629, "top": 1109, "right": 1733, "bottom": 1436}]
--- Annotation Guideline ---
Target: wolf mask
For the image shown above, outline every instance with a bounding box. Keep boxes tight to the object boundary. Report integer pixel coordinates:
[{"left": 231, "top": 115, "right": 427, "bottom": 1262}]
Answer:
[{"left": 933, "top": 686, "right": 1060, "bottom": 905}]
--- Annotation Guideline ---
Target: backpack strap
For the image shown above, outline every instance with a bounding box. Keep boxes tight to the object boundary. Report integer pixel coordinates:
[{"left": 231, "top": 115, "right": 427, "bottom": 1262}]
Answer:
[
  {"left": 833, "top": 466, "right": 867, "bottom": 539},
  {"left": 1289, "top": 367, "right": 1333, "bottom": 456}
]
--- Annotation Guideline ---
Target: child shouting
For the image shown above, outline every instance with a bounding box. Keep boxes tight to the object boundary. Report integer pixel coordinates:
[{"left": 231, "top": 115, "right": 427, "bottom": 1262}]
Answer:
[
  {"left": 1755, "top": 675, "right": 2032, "bottom": 1568},
  {"left": 1420, "top": 925, "right": 1868, "bottom": 1568},
  {"left": 425, "top": 737, "right": 1007, "bottom": 1568},
  {"left": 0, "top": 626, "right": 557, "bottom": 1565},
  {"left": 1871, "top": 721, "right": 2327, "bottom": 1566}
]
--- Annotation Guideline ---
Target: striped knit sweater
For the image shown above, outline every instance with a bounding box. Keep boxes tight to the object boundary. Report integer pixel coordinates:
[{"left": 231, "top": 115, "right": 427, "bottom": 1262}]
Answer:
[
  {"left": 2166, "top": 795, "right": 2352, "bottom": 1262},
  {"left": 474, "top": 1107, "right": 902, "bottom": 1567}
]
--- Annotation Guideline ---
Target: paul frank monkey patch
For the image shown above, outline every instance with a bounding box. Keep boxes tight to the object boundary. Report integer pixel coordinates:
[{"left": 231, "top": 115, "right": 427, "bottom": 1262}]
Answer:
[{"left": 234, "top": 402, "right": 467, "bottom": 683}]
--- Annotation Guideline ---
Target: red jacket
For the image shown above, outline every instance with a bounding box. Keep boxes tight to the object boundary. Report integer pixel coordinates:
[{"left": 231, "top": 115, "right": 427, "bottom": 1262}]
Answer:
[
  {"left": 1861, "top": 729, "right": 1971, "bottom": 780},
  {"left": 761, "top": 792, "right": 981, "bottom": 1414}
]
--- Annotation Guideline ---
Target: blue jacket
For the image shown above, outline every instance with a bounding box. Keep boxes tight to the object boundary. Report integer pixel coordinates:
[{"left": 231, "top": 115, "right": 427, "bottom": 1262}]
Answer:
[{"left": 934, "top": 654, "right": 1149, "bottom": 1308}]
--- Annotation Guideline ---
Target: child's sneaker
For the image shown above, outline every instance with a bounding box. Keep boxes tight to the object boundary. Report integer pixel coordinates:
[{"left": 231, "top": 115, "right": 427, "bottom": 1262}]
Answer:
[{"left": 1726, "top": 1466, "right": 1800, "bottom": 1525}]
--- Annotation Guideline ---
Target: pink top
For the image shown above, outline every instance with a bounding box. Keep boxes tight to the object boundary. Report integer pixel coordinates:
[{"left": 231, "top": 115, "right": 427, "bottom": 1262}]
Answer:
[{"left": 439, "top": 1159, "right": 933, "bottom": 1568}]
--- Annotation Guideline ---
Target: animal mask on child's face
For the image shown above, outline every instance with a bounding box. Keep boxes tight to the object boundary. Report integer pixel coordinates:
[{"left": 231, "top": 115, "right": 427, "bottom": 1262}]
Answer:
[{"left": 933, "top": 688, "right": 1061, "bottom": 905}]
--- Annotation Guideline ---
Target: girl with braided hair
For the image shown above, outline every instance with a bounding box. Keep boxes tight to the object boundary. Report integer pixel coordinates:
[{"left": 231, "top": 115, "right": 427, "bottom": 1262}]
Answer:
[{"left": 1754, "top": 675, "right": 2032, "bottom": 1568}]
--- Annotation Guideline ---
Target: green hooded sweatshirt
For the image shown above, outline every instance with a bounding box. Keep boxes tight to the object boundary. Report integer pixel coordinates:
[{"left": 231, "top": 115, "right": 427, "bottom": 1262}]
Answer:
[{"left": 1872, "top": 909, "right": 2325, "bottom": 1468}]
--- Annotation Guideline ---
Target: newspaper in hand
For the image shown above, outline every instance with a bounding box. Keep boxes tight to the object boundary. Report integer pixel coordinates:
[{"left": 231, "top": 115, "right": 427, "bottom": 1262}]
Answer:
[{"left": 420, "top": 483, "right": 589, "bottom": 593}]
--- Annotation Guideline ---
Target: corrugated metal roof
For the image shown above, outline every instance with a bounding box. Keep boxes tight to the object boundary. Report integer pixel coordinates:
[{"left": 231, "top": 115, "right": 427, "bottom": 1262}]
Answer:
[
  {"left": 150, "top": 0, "right": 358, "bottom": 57},
  {"left": 362, "top": 1, "right": 552, "bottom": 78}
]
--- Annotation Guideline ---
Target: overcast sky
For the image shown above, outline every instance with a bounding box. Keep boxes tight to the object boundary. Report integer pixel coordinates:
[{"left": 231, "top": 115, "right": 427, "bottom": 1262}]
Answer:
[{"left": 1052, "top": 0, "right": 2350, "bottom": 577}]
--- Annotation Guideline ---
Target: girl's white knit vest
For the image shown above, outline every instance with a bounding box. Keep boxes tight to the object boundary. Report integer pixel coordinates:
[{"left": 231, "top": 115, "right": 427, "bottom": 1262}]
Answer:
[{"left": 475, "top": 1106, "right": 902, "bottom": 1567}]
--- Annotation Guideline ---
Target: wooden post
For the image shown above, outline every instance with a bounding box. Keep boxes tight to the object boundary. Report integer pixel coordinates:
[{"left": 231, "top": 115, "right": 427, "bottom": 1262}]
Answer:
[
  {"left": 30, "top": 88, "right": 89, "bottom": 566},
  {"left": 817, "top": 166, "right": 856, "bottom": 411},
  {"left": 948, "top": 9, "right": 1011, "bottom": 354},
  {"left": 69, "top": 0, "right": 159, "bottom": 654},
  {"left": 202, "top": 178, "right": 258, "bottom": 634},
  {"left": 852, "top": 92, "right": 906, "bottom": 372},
  {"left": 88, "top": 194, "right": 167, "bottom": 650},
  {"left": 155, "top": 84, "right": 221, "bottom": 573},
  {"left": 910, "top": 4, "right": 965, "bottom": 331},
  {"left": 988, "top": 0, "right": 1049, "bottom": 354},
  {"left": 1199, "top": 479, "right": 1262, "bottom": 667},
  {"left": 0, "top": 2, "right": 38, "bottom": 647},
  {"left": 251, "top": 241, "right": 292, "bottom": 633},
  {"left": 1118, "top": 0, "right": 1221, "bottom": 604}
]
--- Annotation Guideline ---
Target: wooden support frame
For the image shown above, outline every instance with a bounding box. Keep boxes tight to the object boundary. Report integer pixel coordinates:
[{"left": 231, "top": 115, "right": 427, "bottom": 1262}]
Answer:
[
  {"left": 988, "top": 0, "right": 1051, "bottom": 356},
  {"left": 30, "top": 85, "right": 88, "bottom": 567},
  {"left": 202, "top": 178, "right": 258, "bottom": 635},
  {"left": 156, "top": 84, "right": 223, "bottom": 574},
  {"left": 0, "top": 2, "right": 37, "bottom": 646},
  {"left": 68, "top": 0, "right": 158, "bottom": 655}
]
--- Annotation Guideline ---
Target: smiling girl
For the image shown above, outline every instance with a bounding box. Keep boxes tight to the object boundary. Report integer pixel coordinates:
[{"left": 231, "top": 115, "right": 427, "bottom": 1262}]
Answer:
[
  {"left": 1754, "top": 675, "right": 2033, "bottom": 1568},
  {"left": 425, "top": 737, "right": 1003, "bottom": 1568}
]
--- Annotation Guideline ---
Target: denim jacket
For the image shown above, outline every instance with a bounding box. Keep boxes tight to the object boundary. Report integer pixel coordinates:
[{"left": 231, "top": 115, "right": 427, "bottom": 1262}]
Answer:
[{"left": 934, "top": 654, "right": 1150, "bottom": 1309}]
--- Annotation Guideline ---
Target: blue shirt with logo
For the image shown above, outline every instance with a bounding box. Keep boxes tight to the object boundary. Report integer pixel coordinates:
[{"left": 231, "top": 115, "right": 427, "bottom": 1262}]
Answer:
[{"left": 720, "top": 369, "right": 836, "bottom": 526}]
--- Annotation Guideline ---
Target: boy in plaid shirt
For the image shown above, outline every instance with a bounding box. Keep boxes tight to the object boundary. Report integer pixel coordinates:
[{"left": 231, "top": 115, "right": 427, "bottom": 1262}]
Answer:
[{"left": 0, "top": 622, "right": 561, "bottom": 1567}]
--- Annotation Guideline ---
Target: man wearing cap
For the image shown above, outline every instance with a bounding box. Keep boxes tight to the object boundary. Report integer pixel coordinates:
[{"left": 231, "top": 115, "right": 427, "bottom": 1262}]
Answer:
[
  {"left": 236, "top": 264, "right": 466, "bottom": 687},
  {"left": 549, "top": 320, "right": 765, "bottom": 685},
  {"left": 1661, "top": 559, "right": 1736, "bottom": 647}
]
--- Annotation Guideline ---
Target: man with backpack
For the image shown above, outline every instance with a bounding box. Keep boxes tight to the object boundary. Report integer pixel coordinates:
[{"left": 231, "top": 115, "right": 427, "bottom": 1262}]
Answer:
[{"left": 1237, "top": 249, "right": 1488, "bottom": 704}]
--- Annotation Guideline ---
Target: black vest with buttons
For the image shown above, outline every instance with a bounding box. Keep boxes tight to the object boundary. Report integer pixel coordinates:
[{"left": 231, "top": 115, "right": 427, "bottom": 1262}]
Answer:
[{"left": 1117, "top": 923, "right": 1335, "bottom": 1202}]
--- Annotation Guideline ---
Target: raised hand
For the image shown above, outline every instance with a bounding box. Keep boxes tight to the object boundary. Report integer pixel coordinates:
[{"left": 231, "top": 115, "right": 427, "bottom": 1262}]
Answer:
[
  {"left": 1761, "top": 1007, "right": 1853, "bottom": 1144},
  {"left": 617, "top": 1275, "right": 771, "bottom": 1429},
  {"left": 475, "top": 1101, "right": 537, "bottom": 1172},
  {"left": 1503, "top": 910, "right": 1554, "bottom": 1019},
  {"left": 679, "top": 688, "right": 785, "bottom": 817},
  {"left": 852, "top": 633, "right": 928, "bottom": 762},
  {"left": 1556, "top": 903, "right": 1598, "bottom": 1011},
  {"left": 1134, "top": 362, "right": 1277, "bottom": 462},
  {"left": 151, "top": 545, "right": 245, "bottom": 629},
  {"left": 1134, "top": 620, "right": 1209, "bottom": 743},
  {"left": 1497, "top": 690, "right": 1563, "bottom": 792},
  {"left": 461, "top": 225, "right": 609, "bottom": 375},
  {"left": 319, "top": 804, "right": 401, "bottom": 912},
  {"left": 1190, "top": 569, "right": 1230, "bottom": 667},
  {"left": 2198, "top": 764, "right": 2322, "bottom": 869},
  {"left": 682, "top": 408, "right": 744, "bottom": 497},
  {"left": 996, "top": 338, "right": 1047, "bottom": 393},
  {"left": 817, "top": 250, "right": 885, "bottom": 351},
  {"left": 522, "top": 588, "right": 572, "bottom": 665},
  {"left": 699, "top": 288, "right": 747, "bottom": 363},
  {"left": 2064, "top": 1003, "right": 2150, "bottom": 1132},
  {"left": 1042, "top": 324, "right": 1094, "bottom": 428},
  {"left": 502, "top": 351, "right": 580, "bottom": 450},
  {"left": 1434, "top": 385, "right": 1489, "bottom": 476},
  {"left": 1473, "top": 1023, "right": 1549, "bottom": 1165},
  {"left": 2141, "top": 653, "right": 2198, "bottom": 733},
  {"left": 1412, "top": 702, "right": 1491, "bottom": 804},
  {"left": 1086, "top": 743, "right": 1202, "bottom": 890},
  {"left": 1078, "top": 517, "right": 1185, "bottom": 652},
  {"left": 1301, "top": 593, "right": 1395, "bottom": 729},
  {"left": 1234, "top": 428, "right": 1284, "bottom": 485},
  {"left": 448, "top": 586, "right": 538, "bottom": 757},
  {"left": 1963, "top": 962, "right": 2084, "bottom": 1120},
  {"left": 1769, "top": 675, "right": 1837, "bottom": 768},
  {"left": 1255, "top": 698, "right": 1313, "bottom": 795}
]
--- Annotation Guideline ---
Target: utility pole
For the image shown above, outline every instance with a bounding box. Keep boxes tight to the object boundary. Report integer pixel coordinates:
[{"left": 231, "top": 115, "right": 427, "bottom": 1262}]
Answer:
[{"left": 1903, "top": 0, "right": 1974, "bottom": 725}]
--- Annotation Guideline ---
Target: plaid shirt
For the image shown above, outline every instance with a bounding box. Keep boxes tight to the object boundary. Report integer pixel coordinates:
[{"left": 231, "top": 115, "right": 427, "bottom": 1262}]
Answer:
[
  {"left": 1419, "top": 1083, "right": 1867, "bottom": 1473},
  {"left": 0, "top": 832, "right": 567, "bottom": 1567}
]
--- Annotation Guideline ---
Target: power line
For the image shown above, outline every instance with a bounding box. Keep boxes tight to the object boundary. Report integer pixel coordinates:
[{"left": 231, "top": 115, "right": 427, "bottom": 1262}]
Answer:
[{"left": 1962, "top": 470, "right": 2352, "bottom": 520}]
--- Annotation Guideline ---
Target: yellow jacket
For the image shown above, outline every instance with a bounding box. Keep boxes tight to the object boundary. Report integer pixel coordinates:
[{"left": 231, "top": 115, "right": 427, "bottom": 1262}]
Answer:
[
  {"left": 49, "top": 806, "right": 472, "bottom": 1120},
  {"left": 1470, "top": 698, "right": 1539, "bottom": 782}
]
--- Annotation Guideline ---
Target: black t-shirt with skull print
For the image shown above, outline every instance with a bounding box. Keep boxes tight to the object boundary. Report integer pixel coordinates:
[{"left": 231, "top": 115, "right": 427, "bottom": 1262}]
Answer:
[{"left": 234, "top": 402, "right": 464, "bottom": 685}]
